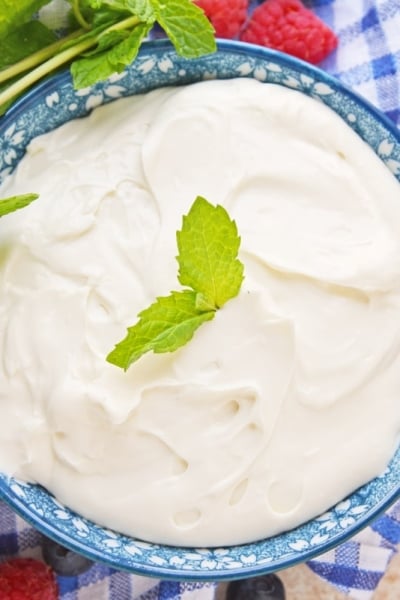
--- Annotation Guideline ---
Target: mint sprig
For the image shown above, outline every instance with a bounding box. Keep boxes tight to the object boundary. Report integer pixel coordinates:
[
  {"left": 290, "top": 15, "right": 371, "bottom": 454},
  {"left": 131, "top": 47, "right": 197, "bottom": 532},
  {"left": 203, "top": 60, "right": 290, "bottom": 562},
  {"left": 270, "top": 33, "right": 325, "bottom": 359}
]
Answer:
[
  {"left": 70, "top": 21, "right": 152, "bottom": 88},
  {"left": 0, "top": 193, "right": 38, "bottom": 217},
  {"left": 0, "top": 0, "right": 216, "bottom": 114},
  {"left": 107, "top": 196, "right": 244, "bottom": 370}
]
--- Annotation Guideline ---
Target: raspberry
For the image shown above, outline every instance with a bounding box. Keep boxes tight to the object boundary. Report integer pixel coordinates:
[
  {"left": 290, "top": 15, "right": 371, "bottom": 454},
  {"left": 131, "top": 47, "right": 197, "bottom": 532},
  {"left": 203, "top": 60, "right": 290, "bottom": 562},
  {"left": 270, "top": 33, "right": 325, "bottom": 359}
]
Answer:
[
  {"left": 0, "top": 558, "right": 58, "bottom": 600},
  {"left": 240, "top": 0, "right": 338, "bottom": 65},
  {"left": 194, "top": 0, "right": 249, "bottom": 39}
]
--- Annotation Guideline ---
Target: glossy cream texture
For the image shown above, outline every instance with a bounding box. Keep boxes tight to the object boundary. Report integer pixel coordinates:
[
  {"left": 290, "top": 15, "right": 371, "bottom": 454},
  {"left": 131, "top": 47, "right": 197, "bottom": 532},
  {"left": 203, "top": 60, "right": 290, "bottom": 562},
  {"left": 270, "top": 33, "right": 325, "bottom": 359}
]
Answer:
[{"left": 0, "top": 79, "right": 400, "bottom": 546}]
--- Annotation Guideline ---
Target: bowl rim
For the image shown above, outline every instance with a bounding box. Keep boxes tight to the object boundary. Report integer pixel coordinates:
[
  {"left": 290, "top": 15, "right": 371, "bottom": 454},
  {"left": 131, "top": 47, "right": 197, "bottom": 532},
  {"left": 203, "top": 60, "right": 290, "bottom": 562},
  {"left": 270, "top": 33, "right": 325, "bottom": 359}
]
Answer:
[
  {"left": 4, "top": 38, "right": 400, "bottom": 149},
  {"left": 1, "top": 477, "right": 399, "bottom": 581},
  {"left": 0, "top": 37, "right": 399, "bottom": 580}
]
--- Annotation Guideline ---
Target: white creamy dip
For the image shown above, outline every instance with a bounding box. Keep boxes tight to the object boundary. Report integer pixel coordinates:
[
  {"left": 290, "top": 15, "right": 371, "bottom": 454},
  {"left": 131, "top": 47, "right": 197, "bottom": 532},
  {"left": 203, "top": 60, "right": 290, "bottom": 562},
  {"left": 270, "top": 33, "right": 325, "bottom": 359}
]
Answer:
[{"left": 0, "top": 79, "right": 399, "bottom": 546}]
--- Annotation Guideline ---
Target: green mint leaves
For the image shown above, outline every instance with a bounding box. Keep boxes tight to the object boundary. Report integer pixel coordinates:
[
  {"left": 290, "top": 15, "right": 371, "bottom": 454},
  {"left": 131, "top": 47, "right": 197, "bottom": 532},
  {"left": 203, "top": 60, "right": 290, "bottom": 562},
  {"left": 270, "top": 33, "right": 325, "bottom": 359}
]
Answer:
[
  {"left": 150, "top": 0, "right": 217, "bottom": 59},
  {"left": 0, "top": 21, "right": 57, "bottom": 70},
  {"left": 0, "top": 0, "right": 216, "bottom": 113},
  {"left": 106, "top": 290, "right": 215, "bottom": 369},
  {"left": 71, "top": 0, "right": 215, "bottom": 88},
  {"left": 107, "top": 196, "right": 244, "bottom": 370},
  {"left": 71, "top": 21, "right": 152, "bottom": 88},
  {"left": 177, "top": 196, "right": 244, "bottom": 309},
  {"left": 0, "top": 0, "right": 49, "bottom": 37},
  {"left": 0, "top": 193, "right": 38, "bottom": 217}
]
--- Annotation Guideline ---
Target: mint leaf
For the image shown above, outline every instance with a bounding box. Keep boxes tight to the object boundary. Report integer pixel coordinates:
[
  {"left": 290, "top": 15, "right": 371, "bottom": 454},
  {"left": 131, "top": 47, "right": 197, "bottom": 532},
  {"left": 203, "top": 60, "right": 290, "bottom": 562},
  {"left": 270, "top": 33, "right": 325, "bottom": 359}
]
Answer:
[
  {"left": 70, "top": 51, "right": 118, "bottom": 88},
  {"left": 0, "top": 21, "right": 56, "bottom": 70},
  {"left": 0, "top": 0, "right": 51, "bottom": 37},
  {"left": 71, "top": 21, "right": 152, "bottom": 87},
  {"left": 107, "top": 197, "right": 244, "bottom": 370},
  {"left": 150, "top": 0, "right": 216, "bottom": 58},
  {"left": 107, "top": 22, "right": 152, "bottom": 67},
  {"left": 83, "top": 30, "right": 129, "bottom": 56},
  {"left": 89, "top": 0, "right": 155, "bottom": 22},
  {"left": 89, "top": 8, "right": 122, "bottom": 27},
  {"left": 107, "top": 290, "right": 214, "bottom": 369},
  {"left": 177, "top": 196, "right": 244, "bottom": 309},
  {"left": 123, "top": 0, "right": 155, "bottom": 22},
  {"left": 0, "top": 193, "right": 38, "bottom": 217}
]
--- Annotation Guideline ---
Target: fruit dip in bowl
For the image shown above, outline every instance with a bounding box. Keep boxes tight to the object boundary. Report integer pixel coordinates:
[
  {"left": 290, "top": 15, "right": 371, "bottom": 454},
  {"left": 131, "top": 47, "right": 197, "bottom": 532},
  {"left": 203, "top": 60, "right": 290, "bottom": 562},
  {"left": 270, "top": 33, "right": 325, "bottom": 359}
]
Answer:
[{"left": 0, "top": 40, "right": 399, "bottom": 578}]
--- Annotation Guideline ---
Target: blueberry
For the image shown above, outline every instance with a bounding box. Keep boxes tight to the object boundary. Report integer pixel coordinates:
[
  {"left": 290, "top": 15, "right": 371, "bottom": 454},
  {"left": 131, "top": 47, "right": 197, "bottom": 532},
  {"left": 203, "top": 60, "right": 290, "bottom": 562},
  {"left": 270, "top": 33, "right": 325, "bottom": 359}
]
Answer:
[
  {"left": 226, "top": 574, "right": 286, "bottom": 600},
  {"left": 42, "top": 537, "right": 94, "bottom": 576}
]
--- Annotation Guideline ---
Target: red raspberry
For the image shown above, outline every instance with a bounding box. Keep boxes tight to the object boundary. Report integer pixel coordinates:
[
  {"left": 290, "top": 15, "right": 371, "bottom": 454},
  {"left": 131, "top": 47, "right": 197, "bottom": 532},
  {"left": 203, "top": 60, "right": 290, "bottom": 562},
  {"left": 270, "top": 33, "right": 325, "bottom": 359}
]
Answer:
[
  {"left": 194, "top": 0, "right": 249, "bottom": 38},
  {"left": 0, "top": 558, "right": 58, "bottom": 600},
  {"left": 240, "top": 0, "right": 338, "bottom": 65}
]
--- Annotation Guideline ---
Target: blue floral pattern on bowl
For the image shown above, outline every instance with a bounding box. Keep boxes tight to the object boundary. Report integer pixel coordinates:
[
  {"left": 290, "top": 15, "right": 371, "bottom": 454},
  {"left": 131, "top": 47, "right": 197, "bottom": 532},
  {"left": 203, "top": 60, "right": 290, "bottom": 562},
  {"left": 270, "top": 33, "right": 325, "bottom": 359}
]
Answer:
[{"left": 0, "top": 39, "right": 399, "bottom": 580}]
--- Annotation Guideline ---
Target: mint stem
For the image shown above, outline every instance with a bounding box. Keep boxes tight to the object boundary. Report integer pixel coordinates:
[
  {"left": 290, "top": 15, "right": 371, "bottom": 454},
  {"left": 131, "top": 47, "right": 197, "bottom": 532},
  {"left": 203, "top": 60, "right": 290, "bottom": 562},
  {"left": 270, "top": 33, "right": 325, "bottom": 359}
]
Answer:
[
  {"left": 0, "top": 15, "right": 141, "bottom": 111},
  {"left": 71, "top": 0, "right": 91, "bottom": 30}
]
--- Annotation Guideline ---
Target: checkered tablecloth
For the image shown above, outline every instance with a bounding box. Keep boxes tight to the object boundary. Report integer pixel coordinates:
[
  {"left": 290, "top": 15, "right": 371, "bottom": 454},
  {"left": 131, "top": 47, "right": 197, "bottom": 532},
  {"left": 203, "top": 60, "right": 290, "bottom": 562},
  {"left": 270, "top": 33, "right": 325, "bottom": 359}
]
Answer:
[
  {"left": 0, "top": 499, "right": 217, "bottom": 599},
  {"left": 1, "top": 1, "right": 400, "bottom": 598},
  {"left": 305, "top": 3, "right": 400, "bottom": 595}
]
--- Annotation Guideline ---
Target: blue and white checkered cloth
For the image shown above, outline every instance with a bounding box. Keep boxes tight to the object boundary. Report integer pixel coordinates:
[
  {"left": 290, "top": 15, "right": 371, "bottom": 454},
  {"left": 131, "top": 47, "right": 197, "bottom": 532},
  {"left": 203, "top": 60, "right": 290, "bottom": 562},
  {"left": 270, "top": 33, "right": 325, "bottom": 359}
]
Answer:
[
  {"left": 309, "top": 502, "right": 400, "bottom": 599},
  {"left": 293, "top": 2, "right": 400, "bottom": 598},
  {"left": 0, "top": 500, "right": 217, "bottom": 599},
  {"left": 1, "top": 1, "right": 400, "bottom": 598},
  {"left": 311, "top": 0, "right": 400, "bottom": 127}
]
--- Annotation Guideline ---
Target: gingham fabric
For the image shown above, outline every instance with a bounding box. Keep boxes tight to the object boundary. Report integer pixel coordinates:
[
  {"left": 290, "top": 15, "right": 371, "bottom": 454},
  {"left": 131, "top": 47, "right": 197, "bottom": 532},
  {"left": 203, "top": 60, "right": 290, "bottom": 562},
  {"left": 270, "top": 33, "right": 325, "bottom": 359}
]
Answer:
[
  {"left": 1, "top": 503, "right": 399, "bottom": 599},
  {"left": 310, "top": 0, "right": 400, "bottom": 126},
  {"left": 1, "top": 1, "right": 400, "bottom": 599},
  {"left": 308, "top": 502, "right": 400, "bottom": 600},
  {"left": 0, "top": 500, "right": 217, "bottom": 599}
]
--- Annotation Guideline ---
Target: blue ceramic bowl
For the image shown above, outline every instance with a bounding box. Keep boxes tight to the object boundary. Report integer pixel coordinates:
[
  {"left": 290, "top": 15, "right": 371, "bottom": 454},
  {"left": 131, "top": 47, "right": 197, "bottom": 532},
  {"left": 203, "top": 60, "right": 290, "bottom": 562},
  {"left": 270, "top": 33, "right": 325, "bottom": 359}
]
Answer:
[{"left": 0, "top": 39, "right": 399, "bottom": 581}]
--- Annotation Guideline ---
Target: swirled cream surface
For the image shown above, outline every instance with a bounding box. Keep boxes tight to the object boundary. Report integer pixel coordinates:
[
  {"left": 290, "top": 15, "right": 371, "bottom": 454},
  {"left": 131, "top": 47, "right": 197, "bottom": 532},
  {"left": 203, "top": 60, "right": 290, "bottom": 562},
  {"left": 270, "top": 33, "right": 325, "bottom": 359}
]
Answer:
[{"left": 0, "top": 79, "right": 400, "bottom": 546}]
